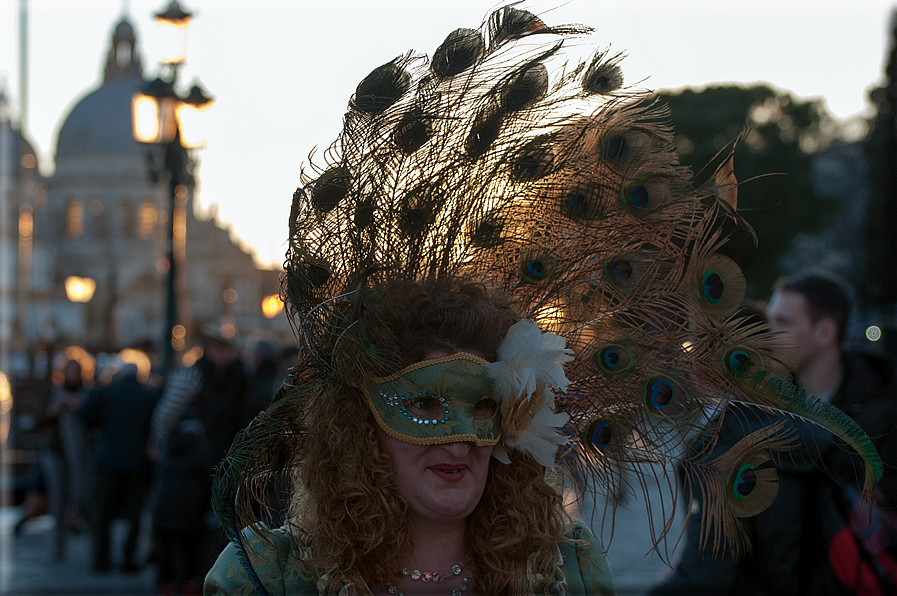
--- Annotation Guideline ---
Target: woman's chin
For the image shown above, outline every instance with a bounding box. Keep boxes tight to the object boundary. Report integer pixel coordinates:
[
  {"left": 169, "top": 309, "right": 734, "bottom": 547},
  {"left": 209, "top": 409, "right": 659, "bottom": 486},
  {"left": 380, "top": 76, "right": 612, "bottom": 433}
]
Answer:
[{"left": 412, "top": 493, "right": 481, "bottom": 525}]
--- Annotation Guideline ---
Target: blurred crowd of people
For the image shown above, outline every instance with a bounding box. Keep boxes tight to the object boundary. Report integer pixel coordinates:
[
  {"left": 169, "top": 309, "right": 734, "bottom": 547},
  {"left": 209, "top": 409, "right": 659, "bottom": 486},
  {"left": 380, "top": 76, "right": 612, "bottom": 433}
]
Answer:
[{"left": 12, "top": 332, "right": 295, "bottom": 596}]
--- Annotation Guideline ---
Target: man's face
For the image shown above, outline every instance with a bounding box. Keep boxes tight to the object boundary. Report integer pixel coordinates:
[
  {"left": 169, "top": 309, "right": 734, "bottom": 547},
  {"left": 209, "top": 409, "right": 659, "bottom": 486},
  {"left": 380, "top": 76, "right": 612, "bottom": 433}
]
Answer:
[{"left": 766, "top": 289, "right": 820, "bottom": 371}]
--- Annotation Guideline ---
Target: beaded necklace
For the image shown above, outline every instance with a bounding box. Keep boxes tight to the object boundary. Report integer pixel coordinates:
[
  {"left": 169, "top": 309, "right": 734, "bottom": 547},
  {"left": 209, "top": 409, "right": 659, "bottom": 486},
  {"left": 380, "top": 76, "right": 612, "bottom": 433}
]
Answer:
[{"left": 385, "top": 556, "right": 471, "bottom": 596}]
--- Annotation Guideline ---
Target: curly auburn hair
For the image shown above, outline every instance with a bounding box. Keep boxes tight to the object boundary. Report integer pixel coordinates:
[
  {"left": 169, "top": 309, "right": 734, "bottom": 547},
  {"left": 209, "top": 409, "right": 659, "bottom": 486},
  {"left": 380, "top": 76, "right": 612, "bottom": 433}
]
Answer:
[{"left": 286, "top": 280, "right": 572, "bottom": 595}]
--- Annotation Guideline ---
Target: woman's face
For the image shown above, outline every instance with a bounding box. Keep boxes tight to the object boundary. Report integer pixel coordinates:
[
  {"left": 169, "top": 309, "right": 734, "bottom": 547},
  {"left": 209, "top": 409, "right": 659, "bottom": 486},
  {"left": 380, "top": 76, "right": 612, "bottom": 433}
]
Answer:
[{"left": 376, "top": 348, "right": 494, "bottom": 526}]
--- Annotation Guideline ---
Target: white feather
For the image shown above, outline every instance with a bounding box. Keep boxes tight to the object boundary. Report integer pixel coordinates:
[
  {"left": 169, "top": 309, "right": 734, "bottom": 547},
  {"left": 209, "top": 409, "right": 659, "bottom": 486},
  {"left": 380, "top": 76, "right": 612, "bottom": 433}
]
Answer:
[
  {"left": 485, "top": 320, "right": 574, "bottom": 402},
  {"left": 501, "top": 389, "right": 571, "bottom": 467}
]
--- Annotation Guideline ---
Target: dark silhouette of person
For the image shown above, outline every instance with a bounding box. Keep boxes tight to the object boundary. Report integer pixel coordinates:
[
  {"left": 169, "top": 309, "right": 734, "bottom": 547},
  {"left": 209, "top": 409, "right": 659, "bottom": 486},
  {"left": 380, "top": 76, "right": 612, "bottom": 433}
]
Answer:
[{"left": 78, "top": 357, "right": 159, "bottom": 572}]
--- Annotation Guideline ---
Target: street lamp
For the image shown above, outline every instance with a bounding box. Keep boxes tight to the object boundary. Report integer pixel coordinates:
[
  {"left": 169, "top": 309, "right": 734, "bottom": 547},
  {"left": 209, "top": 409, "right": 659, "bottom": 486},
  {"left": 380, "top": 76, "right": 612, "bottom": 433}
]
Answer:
[{"left": 132, "top": 0, "right": 213, "bottom": 377}]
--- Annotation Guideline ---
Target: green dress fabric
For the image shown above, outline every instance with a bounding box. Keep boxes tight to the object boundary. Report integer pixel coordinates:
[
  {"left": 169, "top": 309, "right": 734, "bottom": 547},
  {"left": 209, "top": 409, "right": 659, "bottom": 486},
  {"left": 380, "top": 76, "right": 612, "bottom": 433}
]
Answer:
[{"left": 204, "top": 521, "right": 615, "bottom": 596}]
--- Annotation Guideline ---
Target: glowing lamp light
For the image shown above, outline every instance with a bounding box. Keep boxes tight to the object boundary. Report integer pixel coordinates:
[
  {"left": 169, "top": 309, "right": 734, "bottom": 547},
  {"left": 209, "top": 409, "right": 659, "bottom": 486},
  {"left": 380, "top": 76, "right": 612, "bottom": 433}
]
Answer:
[
  {"left": 181, "top": 346, "right": 204, "bottom": 367},
  {"left": 0, "top": 372, "right": 11, "bottom": 446},
  {"left": 177, "top": 84, "right": 214, "bottom": 148},
  {"left": 65, "top": 276, "right": 96, "bottom": 303},
  {"left": 154, "top": 0, "right": 193, "bottom": 65},
  {"left": 262, "top": 294, "right": 284, "bottom": 319},
  {"left": 220, "top": 314, "right": 237, "bottom": 339},
  {"left": 132, "top": 94, "right": 161, "bottom": 143},
  {"left": 132, "top": 78, "right": 180, "bottom": 145},
  {"left": 119, "top": 349, "right": 153, "bottom": 383},
  {"left": 133, "top": 82, "right": 214, "bottom": 147},
  {"left": 866, "top": 326, "right": 882, "bottom": 342}
]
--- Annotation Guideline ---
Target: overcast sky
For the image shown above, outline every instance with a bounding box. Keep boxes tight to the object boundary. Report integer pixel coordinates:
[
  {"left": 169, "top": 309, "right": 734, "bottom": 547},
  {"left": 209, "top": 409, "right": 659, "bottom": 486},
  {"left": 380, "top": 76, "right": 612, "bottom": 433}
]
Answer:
[{"left": 1, "top": 0, "right": 894, "bottom": 267}]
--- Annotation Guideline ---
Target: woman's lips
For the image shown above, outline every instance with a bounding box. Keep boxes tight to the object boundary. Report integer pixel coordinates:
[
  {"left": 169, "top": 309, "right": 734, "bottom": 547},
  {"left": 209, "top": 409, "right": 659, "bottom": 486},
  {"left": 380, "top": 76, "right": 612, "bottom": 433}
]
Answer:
[{"left": 430, "top": 464, "right": 468, "bottom": 483}]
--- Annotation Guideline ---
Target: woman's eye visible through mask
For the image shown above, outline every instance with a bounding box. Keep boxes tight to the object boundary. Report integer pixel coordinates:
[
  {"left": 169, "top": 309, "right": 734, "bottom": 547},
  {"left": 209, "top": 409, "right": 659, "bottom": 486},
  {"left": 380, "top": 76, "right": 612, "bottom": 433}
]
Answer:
[
  {"left": 473, "top": 398, "right": 497, "bottom": 420},
  {"left": 407, "top": 396, "right": 438, "bottom": 416}
]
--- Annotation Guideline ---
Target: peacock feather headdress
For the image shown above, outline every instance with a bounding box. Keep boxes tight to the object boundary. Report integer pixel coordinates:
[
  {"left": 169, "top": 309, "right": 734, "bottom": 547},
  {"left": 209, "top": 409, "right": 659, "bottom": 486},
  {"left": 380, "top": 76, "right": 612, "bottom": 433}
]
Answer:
[{"left": 212, "top": 6, "right": 882, "bottom": 592}]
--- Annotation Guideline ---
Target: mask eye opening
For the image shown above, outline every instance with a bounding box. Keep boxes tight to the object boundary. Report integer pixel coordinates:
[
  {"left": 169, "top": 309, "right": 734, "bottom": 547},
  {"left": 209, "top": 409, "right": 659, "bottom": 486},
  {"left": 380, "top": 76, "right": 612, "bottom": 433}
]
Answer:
[{"left": 473, "top": 398, "right": 498, "bottom": 420}]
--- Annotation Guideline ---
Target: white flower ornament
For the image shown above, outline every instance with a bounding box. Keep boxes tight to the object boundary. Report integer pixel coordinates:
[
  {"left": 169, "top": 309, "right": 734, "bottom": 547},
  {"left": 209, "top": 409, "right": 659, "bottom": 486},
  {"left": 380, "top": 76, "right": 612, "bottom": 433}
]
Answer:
[{"left": 484, "top": 320, "right": 574, "bottom": 467}]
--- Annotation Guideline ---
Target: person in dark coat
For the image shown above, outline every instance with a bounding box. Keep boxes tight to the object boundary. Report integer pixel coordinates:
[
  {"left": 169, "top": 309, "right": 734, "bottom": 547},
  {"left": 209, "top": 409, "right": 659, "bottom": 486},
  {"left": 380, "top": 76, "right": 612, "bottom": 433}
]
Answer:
[
  {"left": 650, "top": 272, "right": 897, "bottom": 596},
  {"left": 152, "top": 418, "right": 215, "bottom": 596},
  {"left": 78, "top": 355, "right": 159, "bottom": 573}
]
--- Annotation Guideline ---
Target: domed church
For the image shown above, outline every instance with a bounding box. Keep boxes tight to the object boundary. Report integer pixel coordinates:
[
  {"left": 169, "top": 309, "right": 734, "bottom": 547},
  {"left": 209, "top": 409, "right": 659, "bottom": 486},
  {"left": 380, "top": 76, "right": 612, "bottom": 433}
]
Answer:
[{"left": 24, "top": 15, "right": 285, "bottom": 358}]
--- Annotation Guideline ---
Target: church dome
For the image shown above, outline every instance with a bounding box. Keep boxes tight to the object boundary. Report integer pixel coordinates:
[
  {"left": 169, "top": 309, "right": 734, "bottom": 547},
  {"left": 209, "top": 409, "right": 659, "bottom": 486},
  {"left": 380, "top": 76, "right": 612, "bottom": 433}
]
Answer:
[
  {"left": 55, "top": 16, "right": 145, "bottom": 161},
  {"left": 55, "top": 78, "right": 145, "bottom": 159}
]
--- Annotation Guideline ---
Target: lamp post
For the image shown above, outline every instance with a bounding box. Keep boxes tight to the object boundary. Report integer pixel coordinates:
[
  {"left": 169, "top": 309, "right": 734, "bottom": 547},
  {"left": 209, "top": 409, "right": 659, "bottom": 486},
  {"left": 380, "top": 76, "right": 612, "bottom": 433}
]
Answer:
[{"left": 132, "top": 0, "right": 213, "bottom": 377}]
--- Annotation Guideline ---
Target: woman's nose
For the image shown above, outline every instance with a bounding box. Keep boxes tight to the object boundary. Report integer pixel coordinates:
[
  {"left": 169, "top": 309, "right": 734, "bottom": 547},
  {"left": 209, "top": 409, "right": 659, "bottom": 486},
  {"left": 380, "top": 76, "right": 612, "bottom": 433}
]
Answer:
[{"left": 442, "top": 441, "right": 473, "bottom": 456}]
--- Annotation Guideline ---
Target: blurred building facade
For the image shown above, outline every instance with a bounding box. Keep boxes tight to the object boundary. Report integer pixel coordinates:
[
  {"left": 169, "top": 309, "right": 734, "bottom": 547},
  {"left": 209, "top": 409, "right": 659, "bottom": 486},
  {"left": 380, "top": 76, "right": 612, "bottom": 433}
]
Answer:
[
  {"left": 6, "top": 16, "right": 288, "bottom": 379},
  {"left": 1, "top": 91, "right": 48, "bottom": 370}
]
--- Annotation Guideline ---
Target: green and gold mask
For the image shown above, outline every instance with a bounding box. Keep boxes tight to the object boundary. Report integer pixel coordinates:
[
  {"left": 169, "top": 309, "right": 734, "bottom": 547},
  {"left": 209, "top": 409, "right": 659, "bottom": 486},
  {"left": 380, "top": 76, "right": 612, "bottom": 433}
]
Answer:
[{"left": 366, "top": 353, "right": 501, "bottom": 446}]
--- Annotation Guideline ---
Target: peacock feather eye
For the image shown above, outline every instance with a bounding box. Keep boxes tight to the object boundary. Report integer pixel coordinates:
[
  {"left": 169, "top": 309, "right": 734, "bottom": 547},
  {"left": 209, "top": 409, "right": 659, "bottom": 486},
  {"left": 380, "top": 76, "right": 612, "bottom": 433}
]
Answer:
[
  {"left": 287, "top": 255, "right": 332, "bottom": 298},
  {"left": 303, "top": 262, "right": 331, "bottom": 288},
  {"left": 467, "top": 109, "right": 503, "bottom": 158},
  {"left": 582, "top": 418, "right": 626, "bottom": 455},
  {"left": 606, "top": 257, "right": 634, "bottom": 287},
  {"left": 289, "top": 187, "right": 310, "bottom": 237},
  {"left": 606, "top": 134, "right": 628, "bottom": 161},
  {"left": 401, "top": 207, "right": 429, "bottom": 232},
  {"left": 628, "top": 184, "right": 649, "bottom": 209},
  {"left": 691, "top": 254, "right": 745, "bottom": 317},
  {"left": 649, "top": 379, "right": 672, "bottom": 407},
  {"left": 512, "top": 136, "right": 553, "bottom": 181},
  {"left": 561, "top": 187, "right": 603, "bottom": 220},
  {"left": 311, "top": 167, "right": 351, "bottom": 212},
  {"left": 621, "top": 179, "right": 670, "bottom": 216},
  {"left": 726, "top": 349, "right": 751, "bottom": 377},
  {"left": 602, "top": 130, "right": 652, "bottom": 164},
  {"left": 722, "top": 346, "right": 766, "bottom": 380},
  {"left": 594, "top": 343, "right": 634, "bottom": 374},
  {"left": 524, "top": 259, "right": 546, "bottom": 280},
  {"left": 394, "top": 109, "right": 431, "bottom": 154},
  {"left": 588, "top": 421, "right": 613, "bottom": 450},
  {"left": 563, "top": 191, "right": 587, "bottom": 217},
  {"left": 431, "top": 28, "right": 485, "bottom": 78},
  {"left": 470, "top": 214, "right": 504, "bottom": 247},
  {"left": 515, "top": 155, "right": 541, "bottom": 178},
  {"left": 703, "top": 271, "right": 724, "bottom": 303},
  {"left": 473, "top": 221, "right": 496, "bottom": 245},
  {"left": 503, "top": 63, "right": 549, "bottom": 111},
  {"left": 643, "top": 375, "right": 691, "bottom": 418},
  {"left": 352, "top": 60, "right": 412, "bottom": 113},
  {"left": 583, "top": 50, "right": 624, "bottom": 95},
  {"left": 723, "top": 450, "right": 782, "bottom": 518},
  {"left": 732, "top": 463, "right": 758, "bottom": 500},
  {"left": 488, "top": 6, "right": 547, "bottom": 46},
  {"left": 519, "top": 252, "right": 556, "bottom": 284}
]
